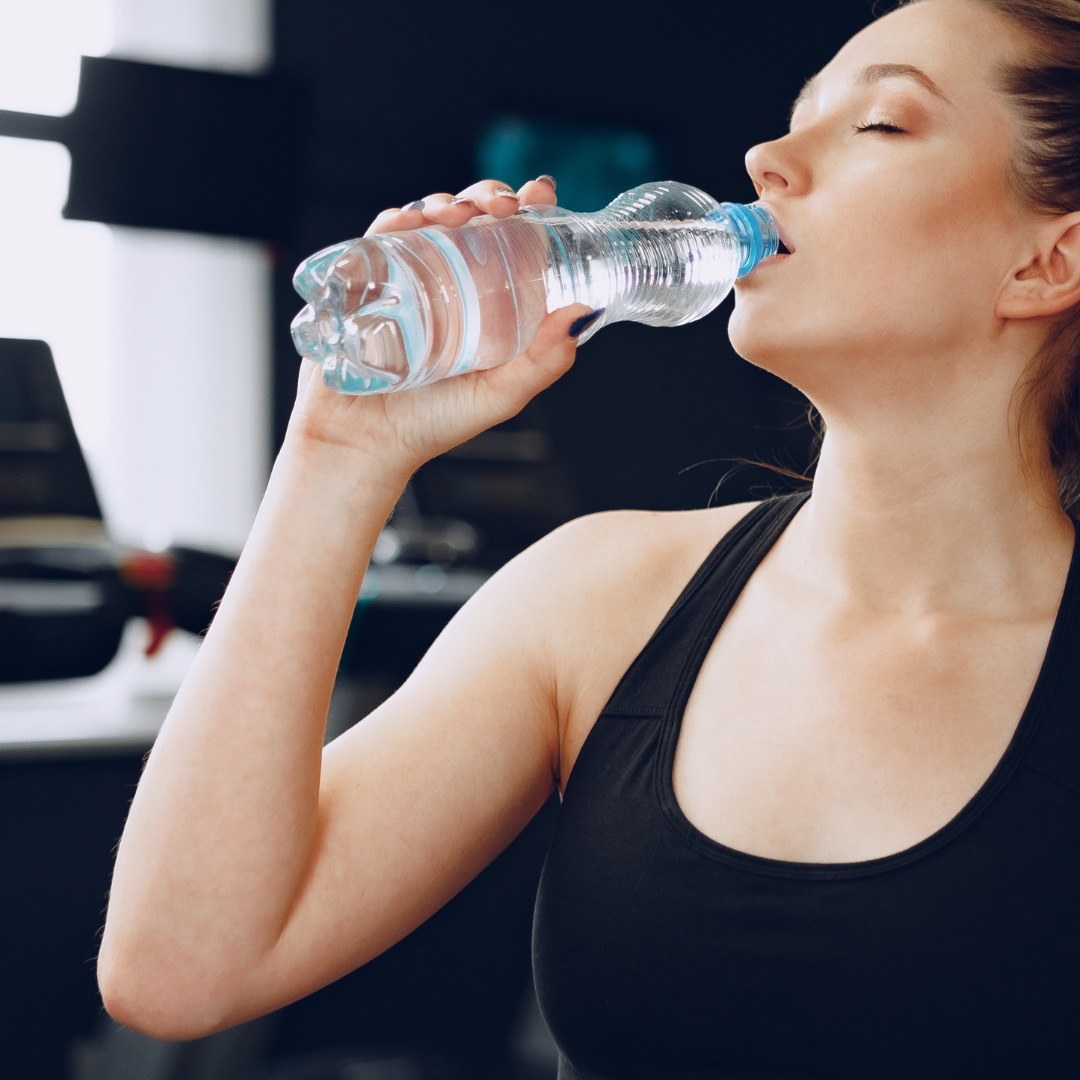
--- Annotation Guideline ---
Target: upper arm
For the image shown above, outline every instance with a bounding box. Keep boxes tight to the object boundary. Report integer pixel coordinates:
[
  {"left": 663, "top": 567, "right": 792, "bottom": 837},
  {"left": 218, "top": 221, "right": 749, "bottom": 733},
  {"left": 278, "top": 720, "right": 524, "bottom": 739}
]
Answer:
[
  {"left": 239, "top": 502, "right": 759, "bottom": 1018},
  {"left": 247, "top": 513, "right": 629, "bottom": 1011}
]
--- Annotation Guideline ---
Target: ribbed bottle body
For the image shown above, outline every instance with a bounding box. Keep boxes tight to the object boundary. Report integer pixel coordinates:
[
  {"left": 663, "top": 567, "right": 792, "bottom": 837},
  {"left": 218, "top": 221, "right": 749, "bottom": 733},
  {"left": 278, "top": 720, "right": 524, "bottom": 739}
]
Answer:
[{"left": 530, "top": 183, "right": 746, "bottom": 342}]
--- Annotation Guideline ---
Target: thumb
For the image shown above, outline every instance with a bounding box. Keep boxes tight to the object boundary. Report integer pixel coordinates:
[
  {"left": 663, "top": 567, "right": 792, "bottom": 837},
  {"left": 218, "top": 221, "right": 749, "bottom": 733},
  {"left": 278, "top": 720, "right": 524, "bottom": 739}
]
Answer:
[{"left": 475, "top": 304, "right": 601, "bottom": 407}]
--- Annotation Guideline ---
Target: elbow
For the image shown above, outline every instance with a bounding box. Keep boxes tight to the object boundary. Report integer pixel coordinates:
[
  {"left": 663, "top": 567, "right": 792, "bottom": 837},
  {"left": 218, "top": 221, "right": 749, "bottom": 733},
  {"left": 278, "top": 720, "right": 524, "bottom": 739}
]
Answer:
[
  {"left": 98, "top": 988, "right": 195, "bottom": 1044},
  {"left": 97, "top": 942, "right": 235, "bottom": 1043}
]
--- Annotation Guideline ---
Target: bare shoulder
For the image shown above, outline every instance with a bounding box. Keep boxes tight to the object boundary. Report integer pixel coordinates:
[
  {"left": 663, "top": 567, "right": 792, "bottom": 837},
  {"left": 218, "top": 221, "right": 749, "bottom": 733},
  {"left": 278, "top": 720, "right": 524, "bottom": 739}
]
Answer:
[
  {"left": 472, "top": 500, "right": 759, "bottom": 625},
  {"left": 477, "top": 500, "right": 760, "bottom": 782},
  {"left": 534, "top": 501, "right": 758, "bottom": 579}
]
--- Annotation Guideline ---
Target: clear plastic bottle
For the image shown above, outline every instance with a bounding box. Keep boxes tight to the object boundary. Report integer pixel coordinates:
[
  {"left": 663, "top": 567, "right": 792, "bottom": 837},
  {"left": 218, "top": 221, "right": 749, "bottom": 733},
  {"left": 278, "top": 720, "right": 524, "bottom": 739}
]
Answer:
[{"left": 290, "top": 181, "right": 778, "bottom": 395}]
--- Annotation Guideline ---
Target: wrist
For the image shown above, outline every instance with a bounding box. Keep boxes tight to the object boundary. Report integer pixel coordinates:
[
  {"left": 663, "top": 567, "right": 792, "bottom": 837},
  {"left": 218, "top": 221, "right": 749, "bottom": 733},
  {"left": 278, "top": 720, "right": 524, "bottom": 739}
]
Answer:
[
  {"left": 281, "top": 426, "right": 415, "bottom": 496},
  {"left": 274, "top": 429, "right": 414, "bottom": 522}
]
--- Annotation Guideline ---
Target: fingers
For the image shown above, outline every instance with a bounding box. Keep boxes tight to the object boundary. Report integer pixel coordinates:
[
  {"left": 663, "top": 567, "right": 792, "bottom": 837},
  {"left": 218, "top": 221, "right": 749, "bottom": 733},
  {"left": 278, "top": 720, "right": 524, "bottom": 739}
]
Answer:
[
  {"left": 411, "top": 192, "right": 484, "bottom": 227},
  {"left": 365, "top": 175, "right": 560, "bottom": 236},
  {"left": 457, "top": 175, "right": 557, "bottom": 215},
  {"left": 364, "top": 198, "right": 463, "bottom": 237},
  {"left": 364, "top": 187, "right": 501, "bottom": 236},
  {"left": 446, "top": 179, "right": 520, "bottom": 219},
  {"left": 516, "top": 175, "right": 558, "bottom": 208}
]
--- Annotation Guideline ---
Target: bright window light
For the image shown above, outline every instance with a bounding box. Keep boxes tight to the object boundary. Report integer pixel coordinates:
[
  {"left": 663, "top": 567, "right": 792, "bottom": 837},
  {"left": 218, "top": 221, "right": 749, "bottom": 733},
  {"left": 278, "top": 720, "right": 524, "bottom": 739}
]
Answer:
[
  {"left": 0, "top": 137, "right": 112, "bottom": 478},
  {"left": 0, "top": 0, "right": 113, "bottom": 116},
  {"left": 110, "top": 0, "right": 270, "bottom": 74},
  {"left": 0, "top": 0, "right": 272, "bottom": 555}
]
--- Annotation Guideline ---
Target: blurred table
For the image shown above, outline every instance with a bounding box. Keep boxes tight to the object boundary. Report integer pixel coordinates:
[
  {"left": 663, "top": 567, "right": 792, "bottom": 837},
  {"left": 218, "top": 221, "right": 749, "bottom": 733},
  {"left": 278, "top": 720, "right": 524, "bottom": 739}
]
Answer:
[
  {"left": 358, "top": 563, "right": 491, "bottom": 607},
  {"left": 0, "top": 618, "right": 201, "bottom": 760},
  {"left": 0, "top": 564, "right": 492, "bottom": 759}
]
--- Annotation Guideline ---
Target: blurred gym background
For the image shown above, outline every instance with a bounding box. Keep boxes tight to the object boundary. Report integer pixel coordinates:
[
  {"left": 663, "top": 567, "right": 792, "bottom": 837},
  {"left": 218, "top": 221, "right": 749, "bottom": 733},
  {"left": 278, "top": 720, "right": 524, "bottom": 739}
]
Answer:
[{"left": 0, "top": 0, "right": 876, "bottom": 1076}]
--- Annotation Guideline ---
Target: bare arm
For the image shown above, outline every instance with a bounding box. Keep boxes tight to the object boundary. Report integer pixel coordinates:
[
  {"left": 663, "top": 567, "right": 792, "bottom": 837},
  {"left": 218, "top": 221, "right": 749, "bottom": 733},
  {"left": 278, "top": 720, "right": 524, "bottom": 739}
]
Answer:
[{"left": 97, "top": 178, "right": 594, "bottom": 1039}]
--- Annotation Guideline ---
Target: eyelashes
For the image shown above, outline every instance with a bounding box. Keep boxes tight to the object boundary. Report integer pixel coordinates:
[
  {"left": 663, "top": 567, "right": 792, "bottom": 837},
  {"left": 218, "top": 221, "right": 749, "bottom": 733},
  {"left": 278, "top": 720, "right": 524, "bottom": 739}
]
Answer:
[
  {"left": 852, "top": 121, "right": 906, "bottom": 134},
  {"left": 783, "top": 119, "right": 910, "bottom": 137}
]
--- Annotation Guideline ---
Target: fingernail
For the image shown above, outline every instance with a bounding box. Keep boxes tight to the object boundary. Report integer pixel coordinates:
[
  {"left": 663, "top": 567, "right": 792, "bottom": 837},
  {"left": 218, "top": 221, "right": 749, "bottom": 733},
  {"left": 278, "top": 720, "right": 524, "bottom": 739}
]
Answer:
[
  {"left": 402, "top": 200, "right": 426, "bottom": 212},
  {"left": 535, "top": 174, "right": 557, "bottom": 192},
  {"left": 568, "top": 309, "right": 604, "bottom": 338},
  {"left": 450, "top": 197, "right": 474, "bottom": 206},
  {"left": 494, "top": 188, "right": 517, "bottom": 199}
]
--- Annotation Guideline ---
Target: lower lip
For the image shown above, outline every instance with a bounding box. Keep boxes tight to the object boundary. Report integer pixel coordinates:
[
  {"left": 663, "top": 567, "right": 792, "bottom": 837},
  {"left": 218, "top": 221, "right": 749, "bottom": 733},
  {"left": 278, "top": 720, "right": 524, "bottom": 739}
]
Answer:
[{"left": 756, "top": 252, "right": 794, "bottom": 269}]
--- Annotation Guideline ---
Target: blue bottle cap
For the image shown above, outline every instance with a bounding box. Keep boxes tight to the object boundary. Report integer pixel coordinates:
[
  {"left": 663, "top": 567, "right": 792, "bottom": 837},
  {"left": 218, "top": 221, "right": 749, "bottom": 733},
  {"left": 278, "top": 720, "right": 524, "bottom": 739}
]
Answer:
[{"left": 720, "top": 202, "right": 780, "bottom": 278}]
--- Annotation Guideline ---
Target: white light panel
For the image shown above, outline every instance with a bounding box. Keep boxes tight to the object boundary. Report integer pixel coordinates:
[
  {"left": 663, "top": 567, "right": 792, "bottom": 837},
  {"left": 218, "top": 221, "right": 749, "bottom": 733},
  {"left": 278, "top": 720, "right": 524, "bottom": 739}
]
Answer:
[
  {"left": 108, "top": 230, "right": 270, "bottom": 555},
  {"left": 0, "top": 0, "right": 113, "bottom": 116},
  {"left": 0, "top": 137, "right": 113, "bottom": 474},
  {"left": 110, "top": 0, "right": 270, "bottom": 74}
]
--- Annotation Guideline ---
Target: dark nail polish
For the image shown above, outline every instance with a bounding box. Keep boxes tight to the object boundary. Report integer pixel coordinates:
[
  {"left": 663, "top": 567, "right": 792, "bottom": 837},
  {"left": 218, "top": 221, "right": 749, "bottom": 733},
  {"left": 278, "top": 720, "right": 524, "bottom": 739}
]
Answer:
[
  {"left": 402, "top": 200, "right": 425, "bottom": 212},
  {"left": 535, "top": 174, "right": 557, "bottom": 192},
  {"left": 568, "top": 309, "right": 604, "bottom": 338}
]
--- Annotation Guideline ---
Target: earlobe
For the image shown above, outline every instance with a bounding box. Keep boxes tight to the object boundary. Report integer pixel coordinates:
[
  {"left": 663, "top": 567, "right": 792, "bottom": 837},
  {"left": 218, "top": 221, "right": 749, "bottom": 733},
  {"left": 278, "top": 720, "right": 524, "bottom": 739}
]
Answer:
[{"left": 999, "top": 212, "right": 1080, "bottom": 320}]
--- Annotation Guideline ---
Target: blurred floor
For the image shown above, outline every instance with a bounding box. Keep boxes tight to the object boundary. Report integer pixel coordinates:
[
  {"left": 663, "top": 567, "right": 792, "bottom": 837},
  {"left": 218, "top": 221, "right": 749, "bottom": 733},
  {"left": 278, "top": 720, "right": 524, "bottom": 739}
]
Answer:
[{"left": 72, "top": 975, "right": 557, "bottom": 1080}]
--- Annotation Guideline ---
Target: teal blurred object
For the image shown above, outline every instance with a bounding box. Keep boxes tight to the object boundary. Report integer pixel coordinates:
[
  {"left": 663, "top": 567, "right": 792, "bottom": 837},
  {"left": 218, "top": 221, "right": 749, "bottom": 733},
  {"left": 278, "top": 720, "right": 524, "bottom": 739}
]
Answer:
[{"left": 476, "top": 114, "right": 668, "bottom": 212}]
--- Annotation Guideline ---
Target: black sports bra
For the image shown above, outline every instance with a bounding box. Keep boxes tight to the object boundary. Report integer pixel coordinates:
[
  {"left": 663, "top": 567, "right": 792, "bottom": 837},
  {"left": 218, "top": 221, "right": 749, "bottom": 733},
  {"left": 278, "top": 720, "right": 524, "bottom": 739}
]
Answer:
[{"left": 533, "top": 493, "right": 1080, "bottom": 1078}]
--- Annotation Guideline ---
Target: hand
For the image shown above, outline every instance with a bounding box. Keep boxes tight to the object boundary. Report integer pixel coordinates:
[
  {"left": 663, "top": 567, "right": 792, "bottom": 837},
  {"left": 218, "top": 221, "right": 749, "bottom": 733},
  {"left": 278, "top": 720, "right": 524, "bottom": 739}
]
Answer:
[{"left": 287, "top": 176, "right": 593, "bottom": 478}]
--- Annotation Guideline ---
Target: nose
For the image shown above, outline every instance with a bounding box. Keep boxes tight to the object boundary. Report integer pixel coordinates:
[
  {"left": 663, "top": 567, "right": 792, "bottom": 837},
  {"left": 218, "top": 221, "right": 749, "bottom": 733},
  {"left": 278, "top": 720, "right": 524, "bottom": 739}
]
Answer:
[{"left": 745, "top": 136, "right": 809, "bottom": 199}]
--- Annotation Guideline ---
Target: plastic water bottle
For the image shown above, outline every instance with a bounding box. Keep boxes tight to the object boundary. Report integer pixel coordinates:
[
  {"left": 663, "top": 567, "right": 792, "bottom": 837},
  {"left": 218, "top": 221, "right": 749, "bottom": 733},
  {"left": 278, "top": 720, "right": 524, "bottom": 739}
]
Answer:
[{"left": 290, "top": 182, "right": 778, "bottom": 395}]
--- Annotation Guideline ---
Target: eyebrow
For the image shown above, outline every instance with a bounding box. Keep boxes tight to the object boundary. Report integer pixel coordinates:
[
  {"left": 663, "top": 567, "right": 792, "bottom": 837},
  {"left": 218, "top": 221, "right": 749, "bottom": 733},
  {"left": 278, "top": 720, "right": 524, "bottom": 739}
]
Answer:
[
  {"left": 857, "top": 63, "right": 951, "bottom": 101},
  {"left": 790, "top": 62, "right": 952, "bottom": 118}
]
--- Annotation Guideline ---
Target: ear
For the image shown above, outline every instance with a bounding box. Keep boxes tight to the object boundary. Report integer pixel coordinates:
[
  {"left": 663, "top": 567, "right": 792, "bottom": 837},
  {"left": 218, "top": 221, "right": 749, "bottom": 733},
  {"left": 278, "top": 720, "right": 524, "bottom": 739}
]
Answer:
[{"left": 998, "top": 211, "right": 1080, "bottom": 320}]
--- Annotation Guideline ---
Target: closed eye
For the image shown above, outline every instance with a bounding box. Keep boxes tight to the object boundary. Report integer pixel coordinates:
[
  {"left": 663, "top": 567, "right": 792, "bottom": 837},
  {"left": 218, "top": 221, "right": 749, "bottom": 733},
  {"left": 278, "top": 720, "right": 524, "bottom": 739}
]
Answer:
[{"left": 853, "top": 121, "right": 906, "bottom": 134}]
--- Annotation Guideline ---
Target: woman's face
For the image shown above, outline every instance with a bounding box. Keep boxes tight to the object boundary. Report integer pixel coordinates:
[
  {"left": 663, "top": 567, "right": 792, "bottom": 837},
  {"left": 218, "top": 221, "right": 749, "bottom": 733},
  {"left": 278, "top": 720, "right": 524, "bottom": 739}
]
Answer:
[{"left": 729, "top": 0, "right": 1032, "bottom": 411}]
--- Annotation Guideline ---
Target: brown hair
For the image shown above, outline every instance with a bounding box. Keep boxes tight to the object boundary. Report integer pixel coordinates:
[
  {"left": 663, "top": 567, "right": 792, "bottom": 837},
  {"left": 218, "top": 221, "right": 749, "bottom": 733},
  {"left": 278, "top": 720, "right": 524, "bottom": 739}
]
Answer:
[{"left": 915, "top": 0, "right": 1080, "bottom": 509}]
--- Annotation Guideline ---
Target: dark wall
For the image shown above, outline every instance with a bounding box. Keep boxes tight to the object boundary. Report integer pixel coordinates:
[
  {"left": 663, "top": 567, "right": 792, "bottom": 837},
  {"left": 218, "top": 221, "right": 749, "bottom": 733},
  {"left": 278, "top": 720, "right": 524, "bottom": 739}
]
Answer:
[
  {"left": 0, "top": 755, "right": 146, "bottom": 1079},
  {"left": 271, "top": 0, "right": 878, "bottom": 513}
]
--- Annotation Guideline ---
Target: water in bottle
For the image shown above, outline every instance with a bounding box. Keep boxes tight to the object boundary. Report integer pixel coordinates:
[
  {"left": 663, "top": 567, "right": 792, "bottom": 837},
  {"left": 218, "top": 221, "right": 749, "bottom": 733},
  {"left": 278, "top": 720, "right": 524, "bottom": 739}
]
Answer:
[{"left": 290, "top": 182, "right": 779, "bottom": 394}]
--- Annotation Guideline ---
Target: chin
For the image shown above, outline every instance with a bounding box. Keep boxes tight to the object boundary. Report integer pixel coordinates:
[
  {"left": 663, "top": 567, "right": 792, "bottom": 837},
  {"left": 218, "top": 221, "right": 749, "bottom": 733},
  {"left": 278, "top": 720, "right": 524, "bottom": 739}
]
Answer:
[
  {"left": 727, "top": 300, "right": 805, "bottom": 380},
  {"left": 726, "top": 299, "right": 868, "bottom": 403}
]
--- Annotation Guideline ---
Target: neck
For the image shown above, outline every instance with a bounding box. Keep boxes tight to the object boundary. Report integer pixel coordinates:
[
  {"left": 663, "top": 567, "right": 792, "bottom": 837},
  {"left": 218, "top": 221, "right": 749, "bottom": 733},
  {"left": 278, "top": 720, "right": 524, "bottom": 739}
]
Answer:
[{"left": 792, "top": 390, "right": 1074, "bottom": 617}]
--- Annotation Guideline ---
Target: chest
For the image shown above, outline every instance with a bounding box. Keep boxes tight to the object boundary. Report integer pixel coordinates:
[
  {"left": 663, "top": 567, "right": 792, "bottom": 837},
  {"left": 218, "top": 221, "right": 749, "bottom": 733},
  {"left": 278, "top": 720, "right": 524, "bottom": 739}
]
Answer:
[
  {"left": 536, "top": 708, "right": 1080, "bottom": 1079},
  {"left": 673, "top": 570, "right": 1055, "bottom": 862},
  {"left": 539, "top": 498, "right": 1080, "bottom": 1077}
]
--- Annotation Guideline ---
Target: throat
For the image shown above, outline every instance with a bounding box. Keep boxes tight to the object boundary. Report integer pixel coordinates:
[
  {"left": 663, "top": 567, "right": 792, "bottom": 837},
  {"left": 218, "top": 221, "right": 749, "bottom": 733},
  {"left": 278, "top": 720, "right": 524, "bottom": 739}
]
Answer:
[{"left": 795, "top": 432, "right": 1075, "bottom": 620}]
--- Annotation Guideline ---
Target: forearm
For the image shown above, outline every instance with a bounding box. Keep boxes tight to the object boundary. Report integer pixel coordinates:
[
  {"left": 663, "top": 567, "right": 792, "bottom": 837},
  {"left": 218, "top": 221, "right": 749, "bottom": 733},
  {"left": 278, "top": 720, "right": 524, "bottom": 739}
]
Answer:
[{"left": 99, "top": 431, "right": 408, "bottom": 1034}]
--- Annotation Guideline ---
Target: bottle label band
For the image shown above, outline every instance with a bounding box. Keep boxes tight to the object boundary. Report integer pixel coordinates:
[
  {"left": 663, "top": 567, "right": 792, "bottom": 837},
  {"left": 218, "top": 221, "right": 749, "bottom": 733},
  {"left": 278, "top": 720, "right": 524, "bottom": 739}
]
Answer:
[{"left": 420, "top": 228, "right": 482, "bottom": 377}]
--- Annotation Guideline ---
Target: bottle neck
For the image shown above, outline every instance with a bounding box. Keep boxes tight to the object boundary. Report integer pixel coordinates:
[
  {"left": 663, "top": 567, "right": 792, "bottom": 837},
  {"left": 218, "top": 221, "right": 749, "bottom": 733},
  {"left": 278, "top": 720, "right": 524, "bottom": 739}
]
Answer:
[{"left": 719, "top": 202, "right": 779, "bottom": 277}]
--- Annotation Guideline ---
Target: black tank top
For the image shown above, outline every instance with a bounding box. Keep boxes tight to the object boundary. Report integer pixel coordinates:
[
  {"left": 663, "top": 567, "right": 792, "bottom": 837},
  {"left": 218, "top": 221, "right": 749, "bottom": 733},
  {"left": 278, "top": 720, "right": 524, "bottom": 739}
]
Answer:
[{"left": 533, "top": 493, "right": 1080, "bottom": 1079}]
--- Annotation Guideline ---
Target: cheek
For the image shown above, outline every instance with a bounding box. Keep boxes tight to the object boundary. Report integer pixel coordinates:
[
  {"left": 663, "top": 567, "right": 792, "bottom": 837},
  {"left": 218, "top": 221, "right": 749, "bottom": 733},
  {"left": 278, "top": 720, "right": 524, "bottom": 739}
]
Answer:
[{"left": 824, "top": 165, "right": 1002, "bottom": 308}]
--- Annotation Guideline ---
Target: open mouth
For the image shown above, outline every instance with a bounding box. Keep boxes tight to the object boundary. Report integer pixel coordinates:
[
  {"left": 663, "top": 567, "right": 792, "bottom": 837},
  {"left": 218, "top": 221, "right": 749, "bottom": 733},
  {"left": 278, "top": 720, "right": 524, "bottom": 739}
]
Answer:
[{"left": 777, "top": 237, "right": 793, "bottom": 255}]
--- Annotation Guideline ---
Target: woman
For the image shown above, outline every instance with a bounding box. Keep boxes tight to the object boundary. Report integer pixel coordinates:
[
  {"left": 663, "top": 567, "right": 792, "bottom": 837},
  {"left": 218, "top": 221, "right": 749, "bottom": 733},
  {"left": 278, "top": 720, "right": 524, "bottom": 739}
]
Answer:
[{"left": 99, "top": 0, "right": 1080, "bottom": 1074}]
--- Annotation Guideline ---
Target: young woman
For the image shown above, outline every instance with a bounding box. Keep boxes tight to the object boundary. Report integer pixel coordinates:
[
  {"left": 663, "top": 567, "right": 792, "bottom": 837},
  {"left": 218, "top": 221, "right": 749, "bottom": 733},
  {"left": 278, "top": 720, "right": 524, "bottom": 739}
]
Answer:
[{"left": 99, "top": 0, "right": 1080, "bottom": 1074}]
